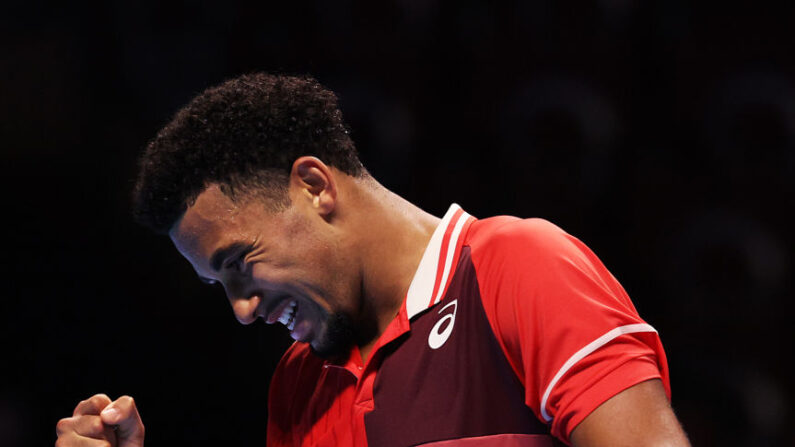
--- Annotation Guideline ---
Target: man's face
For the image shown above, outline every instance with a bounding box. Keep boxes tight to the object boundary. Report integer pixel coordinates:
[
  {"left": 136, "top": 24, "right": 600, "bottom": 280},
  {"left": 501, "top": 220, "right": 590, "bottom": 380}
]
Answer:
[{"left": 168, "top": 184, "right": 359, "bottom": 358}]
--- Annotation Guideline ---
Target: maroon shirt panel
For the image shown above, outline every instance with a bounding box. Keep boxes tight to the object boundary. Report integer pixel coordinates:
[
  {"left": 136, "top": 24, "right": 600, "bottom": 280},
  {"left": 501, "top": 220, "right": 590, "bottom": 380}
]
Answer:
[{"left": 364, "top": 247, "right": 564, "bottom": 447}]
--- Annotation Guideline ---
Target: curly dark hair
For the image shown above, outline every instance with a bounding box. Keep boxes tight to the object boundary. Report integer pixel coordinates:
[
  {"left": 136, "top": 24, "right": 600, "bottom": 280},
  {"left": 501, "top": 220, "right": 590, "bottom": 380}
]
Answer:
[{"left": 132, "top": 73, "right": 365, "bottom": 234}]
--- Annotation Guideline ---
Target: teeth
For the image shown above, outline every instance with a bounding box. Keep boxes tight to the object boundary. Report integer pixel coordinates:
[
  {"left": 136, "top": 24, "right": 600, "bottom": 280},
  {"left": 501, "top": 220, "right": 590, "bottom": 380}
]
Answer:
[{"left": 277, "top": 300, "right": 297, "bottom": 329}]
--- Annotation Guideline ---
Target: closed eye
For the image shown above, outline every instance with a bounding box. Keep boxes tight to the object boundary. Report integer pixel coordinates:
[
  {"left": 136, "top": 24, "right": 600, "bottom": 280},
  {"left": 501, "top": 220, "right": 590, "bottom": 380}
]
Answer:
[
  {"left": 210, "top": 242, "right": 253, "bottom": 273},
  {"left": 226, "top": 253, "right": 245, "bottom": 272},
  {"left": 224, "top": 247, "right": 253, "bottom": 274}
]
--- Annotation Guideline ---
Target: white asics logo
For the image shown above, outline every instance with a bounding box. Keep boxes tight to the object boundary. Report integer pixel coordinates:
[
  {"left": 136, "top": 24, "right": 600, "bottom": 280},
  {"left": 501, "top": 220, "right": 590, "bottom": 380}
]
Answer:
[{"left": 428, "top": 299, "right": 458, "bottom": 349}]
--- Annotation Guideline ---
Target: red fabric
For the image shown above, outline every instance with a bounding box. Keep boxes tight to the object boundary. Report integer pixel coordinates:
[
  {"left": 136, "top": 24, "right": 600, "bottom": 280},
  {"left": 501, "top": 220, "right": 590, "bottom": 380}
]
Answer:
[
  {"left": 267, "top": 211, "right": 670, "bottom": 446},
  {"left": 267, "top": 301, "right": 412, "bottom": 447},
  {"left": 418, "top": 433, "right": 557, "bottom": 446},
  {"left": 266, "top": 343, "right": 361, "bottom": 447},
  {"left": 428, "top": 208, "right": 465, "bottom": 307},
  {"left": 467, "top": 217, "right": 670, "bottom": 444}
]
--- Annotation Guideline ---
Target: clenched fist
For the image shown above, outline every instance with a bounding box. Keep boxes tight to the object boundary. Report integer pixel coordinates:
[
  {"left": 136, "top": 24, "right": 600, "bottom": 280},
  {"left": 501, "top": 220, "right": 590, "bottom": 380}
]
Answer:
[{"left": 56, "top": 393, "right": 145, "bottom": 447}]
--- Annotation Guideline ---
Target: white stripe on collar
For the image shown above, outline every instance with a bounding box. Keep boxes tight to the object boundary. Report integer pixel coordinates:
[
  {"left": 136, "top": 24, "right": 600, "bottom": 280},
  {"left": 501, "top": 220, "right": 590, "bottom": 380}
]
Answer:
[{"left": 405, "top": 204, "right": 471, "bottom": 319}]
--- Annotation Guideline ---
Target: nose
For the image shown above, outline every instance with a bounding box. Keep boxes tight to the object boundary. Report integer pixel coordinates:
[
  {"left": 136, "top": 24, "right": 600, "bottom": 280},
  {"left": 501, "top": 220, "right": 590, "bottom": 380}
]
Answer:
[
  {"left": 230, "top": 294, "right": 261, "bottom": 324},
  {"left": 224, "top": 282, "right": 262, "bottom": 325}
]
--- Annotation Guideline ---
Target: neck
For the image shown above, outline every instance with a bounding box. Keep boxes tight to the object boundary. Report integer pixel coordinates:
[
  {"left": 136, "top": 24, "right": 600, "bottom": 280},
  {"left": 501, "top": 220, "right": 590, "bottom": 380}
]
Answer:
[{"left": 341, "top": 176, "right": 441, "bottom": 361}]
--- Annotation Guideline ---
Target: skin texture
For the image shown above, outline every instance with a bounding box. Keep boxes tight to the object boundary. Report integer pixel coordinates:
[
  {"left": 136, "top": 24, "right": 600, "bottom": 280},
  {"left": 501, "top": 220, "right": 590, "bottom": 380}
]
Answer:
[
  {"left": 168, "top": 156, "right": 440, "bottom": 360},
  {"left": 57, "top": 157, "right": 690, "bottom": 446},
  {"left": 55, "top": 394, "right": 145, "bottom": 447},
  {"left": 570, "top": 379, "right": 691, "bottom": 447},
  {"left": 169, "top": 171, "right": 361, "bottom": 357}
]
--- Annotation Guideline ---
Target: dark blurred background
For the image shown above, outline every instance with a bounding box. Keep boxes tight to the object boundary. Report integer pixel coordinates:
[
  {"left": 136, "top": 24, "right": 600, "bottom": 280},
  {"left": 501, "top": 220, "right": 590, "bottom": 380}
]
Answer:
[{"left": 2, "top": 1, "right": 793, "bottom": 446}]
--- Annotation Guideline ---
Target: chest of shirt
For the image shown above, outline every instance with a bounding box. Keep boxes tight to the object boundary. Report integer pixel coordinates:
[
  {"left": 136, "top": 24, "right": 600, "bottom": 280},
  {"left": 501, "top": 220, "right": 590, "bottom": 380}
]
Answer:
[{"left": 281, "top": 249, "right": 558, "bottom": 447}]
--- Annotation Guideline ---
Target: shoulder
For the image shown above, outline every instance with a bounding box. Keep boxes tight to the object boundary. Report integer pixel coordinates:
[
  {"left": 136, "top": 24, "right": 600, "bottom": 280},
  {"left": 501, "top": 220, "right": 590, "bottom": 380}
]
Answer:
[
  {"left": 469, "top": 215, "right": 564, "bottom": 242},
  {"left": 468, "top": 216, "right": 579, "bottom": 254},
  {"left": 465, "top": 214, "right": 642, "bottom": 350},
  {"left": 466, "top": 216, "right": 595, "bottom": 280}
]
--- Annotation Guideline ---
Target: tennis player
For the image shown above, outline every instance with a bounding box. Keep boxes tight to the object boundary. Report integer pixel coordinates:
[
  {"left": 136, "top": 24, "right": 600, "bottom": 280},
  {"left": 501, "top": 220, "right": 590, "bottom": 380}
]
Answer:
[{"left": 56, "top": 74, "right": 690, "bottom": 447}]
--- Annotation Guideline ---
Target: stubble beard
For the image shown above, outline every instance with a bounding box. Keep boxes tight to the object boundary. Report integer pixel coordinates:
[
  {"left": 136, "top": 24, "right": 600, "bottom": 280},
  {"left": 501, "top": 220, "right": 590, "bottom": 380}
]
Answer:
[{"left": 309, "top": 311, "right": 356, "bottom": 360}]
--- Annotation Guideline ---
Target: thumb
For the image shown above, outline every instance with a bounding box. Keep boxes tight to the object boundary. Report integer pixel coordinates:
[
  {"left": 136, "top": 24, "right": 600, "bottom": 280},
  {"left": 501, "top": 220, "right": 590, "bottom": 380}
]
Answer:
[{"left": 100, "top": 395, "right": 145, "bottom": 447}]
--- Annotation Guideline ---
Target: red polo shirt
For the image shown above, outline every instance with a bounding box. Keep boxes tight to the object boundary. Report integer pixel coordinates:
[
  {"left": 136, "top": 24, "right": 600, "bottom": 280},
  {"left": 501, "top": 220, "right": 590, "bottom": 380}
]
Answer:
[{"left": 267, "top": 205, "right": 669, "bottom": 446}]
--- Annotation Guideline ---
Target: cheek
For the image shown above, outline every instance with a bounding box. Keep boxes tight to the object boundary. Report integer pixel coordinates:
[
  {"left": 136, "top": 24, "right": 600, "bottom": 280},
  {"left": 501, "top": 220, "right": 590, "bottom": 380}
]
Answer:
[
  {"left": 320, "top": 250, "right": 360, "bottom": 311},
  {"left": 250, "top": 262, "right": 288, "bottom": 285},
  {"left": 248, "top": 257, "right": 319, "bottom": 300}
]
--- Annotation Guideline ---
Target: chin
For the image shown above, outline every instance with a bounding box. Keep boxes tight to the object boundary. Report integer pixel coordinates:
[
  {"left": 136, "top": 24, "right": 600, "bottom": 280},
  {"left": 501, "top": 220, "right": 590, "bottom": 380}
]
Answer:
[{"left": 309, "top": 312, "right": 355, "bottom": 359}]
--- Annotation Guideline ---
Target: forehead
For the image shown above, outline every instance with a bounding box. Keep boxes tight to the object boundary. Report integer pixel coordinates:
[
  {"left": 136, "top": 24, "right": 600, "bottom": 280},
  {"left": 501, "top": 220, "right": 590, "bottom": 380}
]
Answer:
[{"left": 168, "top": 185, "right": 249, "bottom": 268}]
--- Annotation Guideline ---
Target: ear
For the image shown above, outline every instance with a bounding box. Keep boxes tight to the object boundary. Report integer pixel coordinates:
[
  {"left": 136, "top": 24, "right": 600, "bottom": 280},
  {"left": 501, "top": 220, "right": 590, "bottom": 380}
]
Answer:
[{"left": 289, "top": 156, "right": 337, "bottom": 217}]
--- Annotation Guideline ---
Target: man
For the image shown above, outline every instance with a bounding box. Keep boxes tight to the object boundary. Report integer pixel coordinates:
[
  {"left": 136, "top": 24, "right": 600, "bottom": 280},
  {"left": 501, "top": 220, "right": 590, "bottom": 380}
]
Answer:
[{"left": 55, "top": 74, "right": 690, "bottom": 446}]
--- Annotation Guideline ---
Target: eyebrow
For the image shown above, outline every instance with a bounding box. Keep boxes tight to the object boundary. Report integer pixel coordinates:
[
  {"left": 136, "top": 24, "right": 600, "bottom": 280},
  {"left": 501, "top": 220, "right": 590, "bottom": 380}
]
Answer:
[{"left": 209, "top": 242, "right": 249, "bottom": 272}]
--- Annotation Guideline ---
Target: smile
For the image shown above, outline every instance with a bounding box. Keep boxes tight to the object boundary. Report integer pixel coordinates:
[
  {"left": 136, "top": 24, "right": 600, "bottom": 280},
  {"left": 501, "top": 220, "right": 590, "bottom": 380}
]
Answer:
[
  {"left": 277, "top": 300, "right": 298, "bottom": 331},
  {"left": 265, "top": 296, "right": 317, "bottom": 343}
]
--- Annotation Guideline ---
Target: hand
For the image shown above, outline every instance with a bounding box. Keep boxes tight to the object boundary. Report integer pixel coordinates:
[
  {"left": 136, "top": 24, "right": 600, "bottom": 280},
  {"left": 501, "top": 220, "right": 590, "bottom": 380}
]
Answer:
[{"left": 56, "top": 393, "right": 145, "bottom": 447}]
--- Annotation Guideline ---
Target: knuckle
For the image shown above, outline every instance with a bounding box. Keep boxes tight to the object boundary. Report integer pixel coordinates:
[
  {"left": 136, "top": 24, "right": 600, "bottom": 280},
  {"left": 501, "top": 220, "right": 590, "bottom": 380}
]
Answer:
[
  {"left": 119, "top": 395, "right": 136, "bottom": 409},
  {"left": 55, "top": 418, "right": 71, "bottom": 434},
  {"left": 90, "top": 394, "right": 110, "bottom": 407},
  {"left": 91, "top": 417, "right": 105, "bottom": 433}
]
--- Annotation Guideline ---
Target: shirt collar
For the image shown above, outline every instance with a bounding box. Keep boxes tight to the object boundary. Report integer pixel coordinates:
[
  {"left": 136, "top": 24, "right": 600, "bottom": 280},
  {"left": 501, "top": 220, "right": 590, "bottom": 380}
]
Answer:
[
  {"left": 405, "top": 203, "right": 475, "bottom": 320},
  {"left": 322, "top": 204, "right": 475, "bottom": 373}
]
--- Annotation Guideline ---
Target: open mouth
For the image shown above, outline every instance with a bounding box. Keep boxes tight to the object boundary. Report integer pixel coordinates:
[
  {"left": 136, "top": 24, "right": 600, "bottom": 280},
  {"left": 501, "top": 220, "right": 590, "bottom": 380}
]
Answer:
[
  {"left": 277, "top": 300, "right": 298, "bottom": 331},
  {"left": 265, "top": 297, "right": 316, "bottom": 343}
]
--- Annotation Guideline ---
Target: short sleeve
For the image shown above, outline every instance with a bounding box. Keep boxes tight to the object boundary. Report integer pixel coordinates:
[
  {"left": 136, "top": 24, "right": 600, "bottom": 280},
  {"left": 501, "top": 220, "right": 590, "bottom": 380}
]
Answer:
[{"left": 468, "top": 217, "right": 670, "bottom": 444}]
